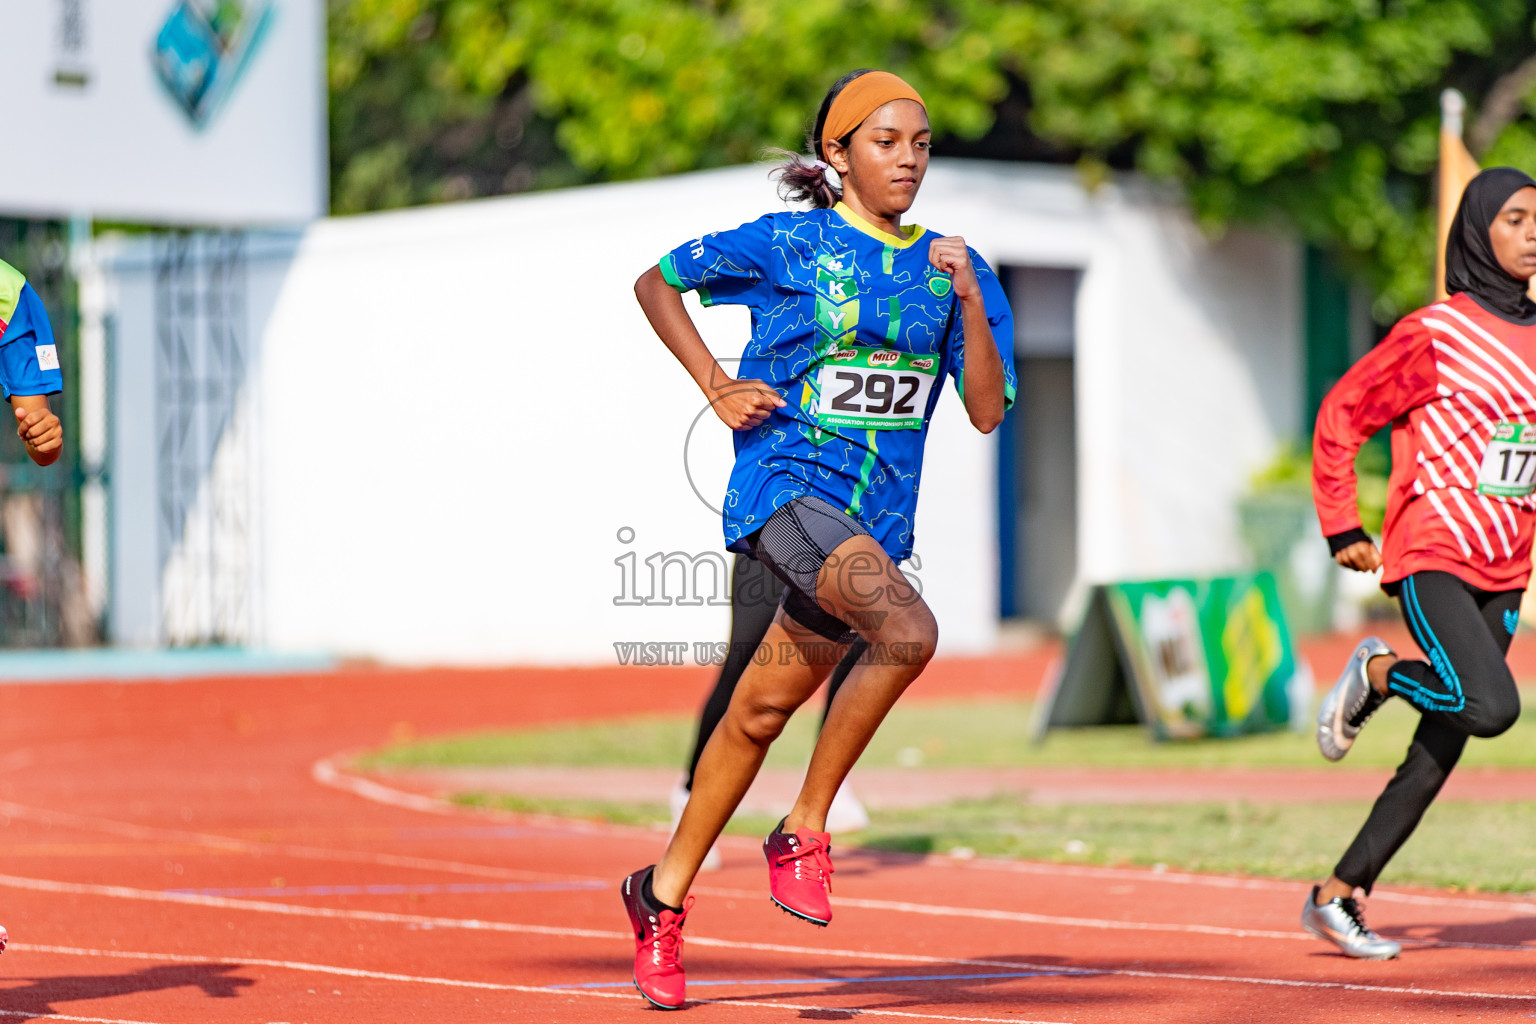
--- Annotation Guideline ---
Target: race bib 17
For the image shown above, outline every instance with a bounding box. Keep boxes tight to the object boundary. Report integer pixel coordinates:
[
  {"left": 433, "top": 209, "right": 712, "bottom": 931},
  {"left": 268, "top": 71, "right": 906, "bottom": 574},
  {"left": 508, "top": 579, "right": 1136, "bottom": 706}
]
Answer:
[
  {"left": 814, "top": 347, "right": 939, "bottom": 431},
  {"left": 1477, "top": 422, "right": 1536, "bottom": 497}
]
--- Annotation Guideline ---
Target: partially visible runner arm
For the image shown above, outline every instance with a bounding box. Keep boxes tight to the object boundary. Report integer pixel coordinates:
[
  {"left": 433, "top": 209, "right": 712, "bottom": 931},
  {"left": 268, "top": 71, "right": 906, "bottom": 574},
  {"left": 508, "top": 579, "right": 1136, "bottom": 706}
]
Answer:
[
  {"left": 635, "top": 265, "right": 785, "bottom": 431},
  {"left": 928, "top": 237, "right": 1003, "bottom": 433},
  {"left": 1312, "top": 319, "right": 1436, "bottom": 571},
  {"left": 11, "top": 394, "right": 61, "bottom": 467}
]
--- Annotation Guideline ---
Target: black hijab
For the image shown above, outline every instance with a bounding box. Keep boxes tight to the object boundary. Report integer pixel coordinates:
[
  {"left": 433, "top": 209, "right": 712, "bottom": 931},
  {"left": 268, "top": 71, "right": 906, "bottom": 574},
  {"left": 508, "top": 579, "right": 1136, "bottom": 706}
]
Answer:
[{"left": 1445, "top": 166, "right": 1536, "bottom": 325}]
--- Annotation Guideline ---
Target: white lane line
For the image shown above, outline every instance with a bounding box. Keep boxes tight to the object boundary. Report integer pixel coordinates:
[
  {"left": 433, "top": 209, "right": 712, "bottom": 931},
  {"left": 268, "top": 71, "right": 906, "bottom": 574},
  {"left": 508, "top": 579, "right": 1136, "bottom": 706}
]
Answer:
[
  {"left": 695, "top": 887, "right": 1310, "bottom": 942},
  {"left": 6, "top": 869, "right": 1531, "bottom": 959},
  {"left": 5, "top": 789, "right": 1529, "bottom": 954},
  {"left": 0, "top": 799, "right": 582, "bottom": 884},
  {"left": 316, "top": 764, "right": 1536, "bottom": 920},
  {"left": 1, "top": 872, "right": 1318, "bottom": 950},
  {"left": 696, "top": 886, "right": 1536, "bottom": 952},
  {"left": 10, "top": 784, "right": 1531, "bottom": 922},
  {"left": 0, "top": 1010, "right": 168, "bottom": 1024},
  {"left": 0, "top": 806, "right": 1525, "bottom": 958},
  {"left": 927, "top": 856, "right": 1536, "bottom": 915},
  {"left": 16, "top": 944, "right": 1072, "bottom": 1024},
  {"left": 834, "top": 895, "right": 1311, "bottom": 943},
  {"left": 311, "top": 757, "right": 461, "bottom": 816},
  {"left": 0, "top": 872, "right": 619, "bottom": 940},
  {"left": 311, "top": 756, "right": 661, "bottom": 841},
  {"left": 5, "top": 874, "right": 1534, "bottom": 1003}
]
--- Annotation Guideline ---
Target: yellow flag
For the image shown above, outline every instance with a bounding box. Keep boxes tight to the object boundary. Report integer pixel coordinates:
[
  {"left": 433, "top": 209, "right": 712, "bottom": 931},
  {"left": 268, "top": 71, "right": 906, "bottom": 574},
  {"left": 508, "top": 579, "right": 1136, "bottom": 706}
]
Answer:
[{"left": 1436, "top": 89, "right": 1481, "bottom": 301}]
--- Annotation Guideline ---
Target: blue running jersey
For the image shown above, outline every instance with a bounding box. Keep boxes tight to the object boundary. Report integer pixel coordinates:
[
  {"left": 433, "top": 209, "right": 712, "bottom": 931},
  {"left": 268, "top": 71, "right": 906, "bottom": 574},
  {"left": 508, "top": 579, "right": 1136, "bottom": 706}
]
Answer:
[
  {"left": 0, "top": 261, "right": 63, "bottom": 400},
  {"left": 660, "top": 203, "right": 1017, "bottom": 561}
]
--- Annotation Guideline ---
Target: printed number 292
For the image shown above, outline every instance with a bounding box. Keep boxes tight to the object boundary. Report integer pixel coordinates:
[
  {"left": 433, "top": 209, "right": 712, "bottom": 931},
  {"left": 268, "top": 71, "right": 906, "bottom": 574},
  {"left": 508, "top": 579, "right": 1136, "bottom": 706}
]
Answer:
[{"left": 831, "top": 371, "right": 921, "bottom": 416}]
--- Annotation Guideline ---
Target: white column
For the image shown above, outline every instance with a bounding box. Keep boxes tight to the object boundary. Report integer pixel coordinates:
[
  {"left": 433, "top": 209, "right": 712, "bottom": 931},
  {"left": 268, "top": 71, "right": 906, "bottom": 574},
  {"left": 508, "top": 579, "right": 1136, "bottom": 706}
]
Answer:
[{"left": 70, "top": 215, "right": 110, "bottom": 626}]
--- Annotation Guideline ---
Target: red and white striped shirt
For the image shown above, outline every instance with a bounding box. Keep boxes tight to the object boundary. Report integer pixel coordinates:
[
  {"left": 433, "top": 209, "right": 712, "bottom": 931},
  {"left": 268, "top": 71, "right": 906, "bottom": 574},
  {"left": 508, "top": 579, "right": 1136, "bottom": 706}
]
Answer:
[{"left": 1314, "top": 291, "right": 1536, "bottom": 592}]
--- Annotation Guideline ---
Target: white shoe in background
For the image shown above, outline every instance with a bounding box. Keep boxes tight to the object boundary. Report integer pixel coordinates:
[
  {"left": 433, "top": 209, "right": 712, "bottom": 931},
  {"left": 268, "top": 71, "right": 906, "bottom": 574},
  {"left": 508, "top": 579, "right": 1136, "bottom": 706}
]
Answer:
[
  {"left": 824, "top": 778, "right": 870, "bottom": 834},
  {"left": 670, "top": 778, "right": 722, "bottom": 871}
]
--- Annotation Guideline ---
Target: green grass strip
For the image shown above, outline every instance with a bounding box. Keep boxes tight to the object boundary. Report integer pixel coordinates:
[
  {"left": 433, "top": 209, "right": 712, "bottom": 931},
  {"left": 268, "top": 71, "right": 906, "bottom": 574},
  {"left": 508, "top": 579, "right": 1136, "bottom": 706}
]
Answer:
[
  {"left": 359, "top": 691, "right": 1536, "bottom": 772},
  {"left": 449, "top": 791, "right": 1536, "bottom": 894}
]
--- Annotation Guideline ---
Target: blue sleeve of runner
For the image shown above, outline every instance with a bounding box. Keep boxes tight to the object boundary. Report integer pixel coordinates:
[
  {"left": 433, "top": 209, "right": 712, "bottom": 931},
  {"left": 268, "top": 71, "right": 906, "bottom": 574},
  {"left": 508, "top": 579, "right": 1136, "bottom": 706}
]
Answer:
[
  {"left": 0, "top": 284, "right": 63, "bottom": 399},
  {"left": 657, "top": 214, "right": 775, "bottom": 309},
  {"left": 950, "top": 252, "right": 1017, "bottom": 410}
]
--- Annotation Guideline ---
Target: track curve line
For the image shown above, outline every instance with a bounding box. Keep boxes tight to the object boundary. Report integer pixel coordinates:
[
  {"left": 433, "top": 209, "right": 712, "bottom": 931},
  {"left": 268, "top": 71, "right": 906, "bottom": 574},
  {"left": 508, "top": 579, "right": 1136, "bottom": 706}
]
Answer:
[
  {"left": 3, "top": 872, "right": 1533, "bottom": 1003},
  {"left": 307, "top": 760, "right": 1536, "bottom": 956}
]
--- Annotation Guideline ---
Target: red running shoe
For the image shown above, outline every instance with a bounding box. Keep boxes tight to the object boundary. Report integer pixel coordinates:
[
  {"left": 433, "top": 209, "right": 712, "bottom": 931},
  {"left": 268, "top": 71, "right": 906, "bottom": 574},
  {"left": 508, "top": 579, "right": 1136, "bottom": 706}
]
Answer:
[
  {"left": 0, "top": 924, "right": 7, "bottom": 953},
  {"left": 620, "top": 866, "right": 693, "bottom": 1009},
  {"left": 764, "top": 819, "right": 834, "bottom": 926}
]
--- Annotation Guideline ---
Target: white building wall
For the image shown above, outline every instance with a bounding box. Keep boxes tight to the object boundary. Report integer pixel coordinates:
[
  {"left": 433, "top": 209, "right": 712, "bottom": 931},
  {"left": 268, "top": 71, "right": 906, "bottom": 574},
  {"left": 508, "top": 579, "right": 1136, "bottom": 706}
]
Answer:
[{"left": 98, "top": 160, "right": 1301, "bottom": 663}]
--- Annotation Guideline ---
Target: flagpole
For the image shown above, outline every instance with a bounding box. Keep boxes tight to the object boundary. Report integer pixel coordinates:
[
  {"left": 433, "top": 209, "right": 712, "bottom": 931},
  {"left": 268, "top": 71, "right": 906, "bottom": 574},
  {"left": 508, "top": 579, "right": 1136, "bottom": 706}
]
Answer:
[{"left": 1436, "top": 89, "right": 1485, "bottom": 301}]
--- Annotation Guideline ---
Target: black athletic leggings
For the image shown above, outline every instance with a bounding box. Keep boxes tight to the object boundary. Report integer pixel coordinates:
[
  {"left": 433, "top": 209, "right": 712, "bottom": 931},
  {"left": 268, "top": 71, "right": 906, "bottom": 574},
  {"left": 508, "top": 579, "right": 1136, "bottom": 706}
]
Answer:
[
  {"left": 683, "top": 553, "right": 866, "bottom": 790},
  {"left": 1334, "top": 570, "right": 1523, "bottom": 892}
]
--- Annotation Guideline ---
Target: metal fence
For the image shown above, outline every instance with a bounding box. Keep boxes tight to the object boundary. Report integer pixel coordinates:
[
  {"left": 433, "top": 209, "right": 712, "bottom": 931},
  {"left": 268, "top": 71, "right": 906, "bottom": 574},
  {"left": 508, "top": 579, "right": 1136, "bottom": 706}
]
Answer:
[
  {"left": 153, "top": 230, "right": 254, "bottom": 647},
  {"left": 0, "top": 217, "right": 93, "bottom": 647}
]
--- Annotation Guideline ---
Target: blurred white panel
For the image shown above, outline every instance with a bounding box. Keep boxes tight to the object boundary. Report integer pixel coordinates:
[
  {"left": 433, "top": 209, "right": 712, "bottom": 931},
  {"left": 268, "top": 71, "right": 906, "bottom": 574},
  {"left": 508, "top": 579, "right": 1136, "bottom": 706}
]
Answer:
[{"left": 2, "top": 0, "right": 324, "bottom": 223}]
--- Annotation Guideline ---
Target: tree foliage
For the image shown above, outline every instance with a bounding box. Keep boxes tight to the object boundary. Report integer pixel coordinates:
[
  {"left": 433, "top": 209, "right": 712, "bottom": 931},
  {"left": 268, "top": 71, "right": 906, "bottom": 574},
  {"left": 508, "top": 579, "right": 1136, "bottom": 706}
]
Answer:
[{"left": 329, "top": 0, "right": 1536, "bottom": 318}]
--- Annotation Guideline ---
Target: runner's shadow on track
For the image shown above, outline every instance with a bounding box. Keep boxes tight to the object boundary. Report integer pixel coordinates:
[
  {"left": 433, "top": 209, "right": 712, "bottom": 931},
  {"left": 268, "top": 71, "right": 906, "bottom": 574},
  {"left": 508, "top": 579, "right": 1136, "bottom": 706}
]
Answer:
[
  {"left": 691, "top": 955, "right": 1129, "bottom": 1015},
  {"left": 1382, "top": 915, "right": 1536, "bottom": 950},
  {"left": 0, "top": 962, "right": 254, "bottom": 1019}
]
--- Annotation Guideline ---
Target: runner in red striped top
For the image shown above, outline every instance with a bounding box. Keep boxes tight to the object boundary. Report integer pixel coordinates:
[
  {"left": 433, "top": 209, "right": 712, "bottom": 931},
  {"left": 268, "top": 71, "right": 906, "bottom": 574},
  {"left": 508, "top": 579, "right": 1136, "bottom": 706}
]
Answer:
[
  {"left": 1302, "top": 167, "right": 1536, "bottom": 960},
  {"left": 1315, "top": 284, "right": 1536, "bottom": 591}
]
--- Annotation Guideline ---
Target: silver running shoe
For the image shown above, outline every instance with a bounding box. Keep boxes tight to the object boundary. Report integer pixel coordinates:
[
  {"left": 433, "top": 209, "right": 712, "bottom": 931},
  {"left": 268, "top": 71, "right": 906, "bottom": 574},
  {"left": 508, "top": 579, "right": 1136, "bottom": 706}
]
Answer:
[
  {"left": 1301, "top": 886, "right": 1401, "bottom": 959},
  {"left": 1316, "top": 636, "right": 1393, "bottom": 761}
]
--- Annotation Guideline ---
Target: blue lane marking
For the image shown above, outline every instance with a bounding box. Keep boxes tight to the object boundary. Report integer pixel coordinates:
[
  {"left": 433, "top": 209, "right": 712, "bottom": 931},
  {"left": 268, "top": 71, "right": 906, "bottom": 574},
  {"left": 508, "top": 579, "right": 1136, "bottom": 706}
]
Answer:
[
  {"left": 0, "top": 647, "right": 334, "bottom": 683},
  {"left": 549, "top": 970, "right": 1088, "bottom": 990},
  {"left": 165, "top": 880, "right": 606, "bottom": 898}
]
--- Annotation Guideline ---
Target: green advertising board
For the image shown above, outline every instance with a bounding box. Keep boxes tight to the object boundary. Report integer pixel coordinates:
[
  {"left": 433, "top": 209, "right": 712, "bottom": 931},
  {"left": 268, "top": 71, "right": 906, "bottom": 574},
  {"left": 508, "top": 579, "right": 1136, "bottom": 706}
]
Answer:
[{"left": 1036, "top": 573, "right": 1310, "bottom": 741}]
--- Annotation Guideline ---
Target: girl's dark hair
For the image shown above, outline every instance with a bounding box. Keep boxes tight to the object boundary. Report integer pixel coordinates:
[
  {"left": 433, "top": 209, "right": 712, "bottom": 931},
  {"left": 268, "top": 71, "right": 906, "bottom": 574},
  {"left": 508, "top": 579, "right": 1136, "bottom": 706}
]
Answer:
[{"left": 772, "top": 69, "right": 876, "bottom": 209}]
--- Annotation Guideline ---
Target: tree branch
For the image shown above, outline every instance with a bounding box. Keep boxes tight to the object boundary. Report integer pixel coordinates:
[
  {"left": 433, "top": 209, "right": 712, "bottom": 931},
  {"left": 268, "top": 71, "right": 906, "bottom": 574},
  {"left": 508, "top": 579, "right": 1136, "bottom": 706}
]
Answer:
[{"left": 1469, "top": 52, "right": 1536, "bottom": 155}]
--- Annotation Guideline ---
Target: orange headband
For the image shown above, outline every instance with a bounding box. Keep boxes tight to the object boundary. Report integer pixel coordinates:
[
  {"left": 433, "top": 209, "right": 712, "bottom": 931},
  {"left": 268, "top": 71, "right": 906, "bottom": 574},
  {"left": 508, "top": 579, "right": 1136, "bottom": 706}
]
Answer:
[{"left": 820, "top": 71, "right": 926, "bottom": 155}]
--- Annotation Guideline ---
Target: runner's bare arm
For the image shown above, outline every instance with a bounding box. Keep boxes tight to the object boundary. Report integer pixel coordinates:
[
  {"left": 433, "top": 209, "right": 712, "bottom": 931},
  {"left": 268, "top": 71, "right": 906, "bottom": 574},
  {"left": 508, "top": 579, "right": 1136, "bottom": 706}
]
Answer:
[
  {"left": 11, "top": 395, "right": 60, "bottom": 467},
  {"left": 635, "top": 265, "right": 785, "bottom": 431},
  {"left": 928, "top": 237, "right": 1003, "bottom": 434}
]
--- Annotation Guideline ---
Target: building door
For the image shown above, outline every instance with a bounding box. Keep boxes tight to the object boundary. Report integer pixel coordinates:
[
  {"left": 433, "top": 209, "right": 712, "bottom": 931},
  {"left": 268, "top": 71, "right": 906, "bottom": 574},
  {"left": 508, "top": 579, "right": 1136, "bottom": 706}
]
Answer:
[{"left": 997, "top": 266, "right": 1079, "bottom": 624}]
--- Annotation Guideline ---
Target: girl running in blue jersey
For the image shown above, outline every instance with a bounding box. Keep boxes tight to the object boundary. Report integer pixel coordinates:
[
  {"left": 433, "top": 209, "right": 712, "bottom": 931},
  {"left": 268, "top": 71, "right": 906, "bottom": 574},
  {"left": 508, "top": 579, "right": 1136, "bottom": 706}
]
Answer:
[{"left": 620, "top": 69, "right": 1016, "bottom": 1009}]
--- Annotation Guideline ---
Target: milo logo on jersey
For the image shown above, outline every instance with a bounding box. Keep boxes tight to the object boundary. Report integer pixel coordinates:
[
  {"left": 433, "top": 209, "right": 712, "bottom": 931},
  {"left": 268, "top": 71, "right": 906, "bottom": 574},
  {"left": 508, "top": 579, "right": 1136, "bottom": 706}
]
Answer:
[
  {"left": 814, "top": 346, "right": 940, "bottom": 431},
  {"left": 1493, "top": 423, "right": 1536, "bottom": 444}
]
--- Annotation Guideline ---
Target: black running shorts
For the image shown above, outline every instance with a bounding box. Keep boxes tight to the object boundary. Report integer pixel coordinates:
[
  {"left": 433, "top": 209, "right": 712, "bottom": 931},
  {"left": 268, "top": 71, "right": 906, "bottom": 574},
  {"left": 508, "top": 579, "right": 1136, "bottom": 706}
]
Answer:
[{"left": 748, "top": 495, "right": 870, "bottom": 644}]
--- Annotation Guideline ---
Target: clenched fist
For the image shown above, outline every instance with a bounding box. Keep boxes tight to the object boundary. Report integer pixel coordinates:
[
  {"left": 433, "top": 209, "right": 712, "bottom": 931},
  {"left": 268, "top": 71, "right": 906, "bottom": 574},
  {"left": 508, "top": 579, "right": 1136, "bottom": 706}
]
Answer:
[
  {"left": 711, "top": 377, "right": 786, "bottom": 431},
  {"left": 928, "top": 236, "right": 981, "bottom": 303},
  {"left": 14, "top": 399, "right": 61, "bottom": 467}
]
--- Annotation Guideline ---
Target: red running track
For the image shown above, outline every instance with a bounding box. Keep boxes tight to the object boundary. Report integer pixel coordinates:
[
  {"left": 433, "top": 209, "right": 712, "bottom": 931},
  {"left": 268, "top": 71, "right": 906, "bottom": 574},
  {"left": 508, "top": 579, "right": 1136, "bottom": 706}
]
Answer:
[{"left": 0, "top": 659, "right": 1532, "bottom": 1023}]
